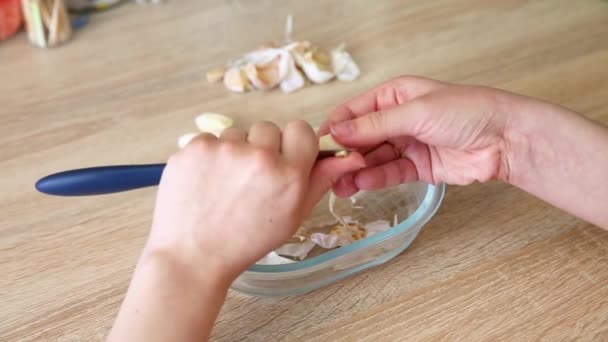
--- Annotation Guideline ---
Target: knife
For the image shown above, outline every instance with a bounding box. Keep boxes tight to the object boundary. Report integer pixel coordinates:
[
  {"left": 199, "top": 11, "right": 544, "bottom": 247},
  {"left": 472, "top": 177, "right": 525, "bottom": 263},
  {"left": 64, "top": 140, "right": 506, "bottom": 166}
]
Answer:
[{"left": 35, "top": 149, "right": 345, "bottom": 196}]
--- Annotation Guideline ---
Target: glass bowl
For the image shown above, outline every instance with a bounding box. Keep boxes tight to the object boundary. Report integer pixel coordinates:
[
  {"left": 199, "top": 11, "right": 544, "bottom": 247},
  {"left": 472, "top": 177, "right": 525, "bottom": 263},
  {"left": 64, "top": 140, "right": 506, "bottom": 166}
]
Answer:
[{"left": 231, "top": 182, "right": 445, "bottom": 297}]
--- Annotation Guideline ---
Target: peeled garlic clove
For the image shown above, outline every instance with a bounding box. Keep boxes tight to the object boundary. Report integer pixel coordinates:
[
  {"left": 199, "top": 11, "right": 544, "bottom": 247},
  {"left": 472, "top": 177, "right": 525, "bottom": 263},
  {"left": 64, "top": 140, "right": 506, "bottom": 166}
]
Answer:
[
  {"left": 334, "top": 150, "right": 349, "bottom": 158},
  {"left": 177, "top": 132, "right": 198, "bottom": 148},
  {"left": 256, "top": 251, "right": 295, "bottom": 265},
  {"left": 319, "top": 134, "right": 345, "bottom": 151},
  {"left": 195, "top": 113, "right": 234, "bottom": 137},
  {"left": 206, "top": 66, "right": 226, "bottom": 83},
  {"left": 223, "top": 67, "right": 250, "bottom": 92},
  {"left": 331, "top": 44, "right": 360, "bottom": 81}
]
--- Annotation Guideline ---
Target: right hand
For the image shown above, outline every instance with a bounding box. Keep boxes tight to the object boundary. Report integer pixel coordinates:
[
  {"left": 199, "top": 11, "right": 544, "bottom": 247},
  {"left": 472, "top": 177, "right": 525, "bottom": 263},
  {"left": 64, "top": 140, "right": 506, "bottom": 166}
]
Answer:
[{"left": 320, "top": 76, "right": 539, "bottom": 197}]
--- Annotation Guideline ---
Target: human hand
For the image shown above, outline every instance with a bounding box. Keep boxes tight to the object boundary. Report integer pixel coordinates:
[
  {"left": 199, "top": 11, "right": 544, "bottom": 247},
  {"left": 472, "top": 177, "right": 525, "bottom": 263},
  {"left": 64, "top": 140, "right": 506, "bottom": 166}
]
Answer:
[
  {"left": 145, "top": 121, "right": 365, "bottom": 282},
  {"left": 320, "top": 76, "right": 538, "bottom": 197}
]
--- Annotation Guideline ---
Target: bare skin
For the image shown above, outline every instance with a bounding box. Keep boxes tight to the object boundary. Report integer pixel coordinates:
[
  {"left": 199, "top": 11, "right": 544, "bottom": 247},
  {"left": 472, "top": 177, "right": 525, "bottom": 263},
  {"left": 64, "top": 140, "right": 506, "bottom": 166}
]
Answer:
[
  {"left": 107, "top": 121, "right": 365, "bottom": 342},
  {"left": 108, "top": 77, "right": 608, "bottom": 342},
  {"left": 320, "top": 76, "right": 608, "bottom": 228}
]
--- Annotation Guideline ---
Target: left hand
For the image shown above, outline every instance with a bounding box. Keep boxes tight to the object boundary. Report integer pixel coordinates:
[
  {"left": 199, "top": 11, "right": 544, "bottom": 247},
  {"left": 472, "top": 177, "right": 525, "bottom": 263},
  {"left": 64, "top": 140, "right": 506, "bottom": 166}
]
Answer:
[{"left": 146, "top": 120, "right": 365, "bottom": 281}]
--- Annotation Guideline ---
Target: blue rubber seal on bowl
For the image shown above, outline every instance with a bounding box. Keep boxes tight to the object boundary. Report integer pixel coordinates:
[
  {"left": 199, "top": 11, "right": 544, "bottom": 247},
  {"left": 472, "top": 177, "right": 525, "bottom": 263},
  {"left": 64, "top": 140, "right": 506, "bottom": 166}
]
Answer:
[{"left": 247, "top": 183, "right": 445, "bottom": 273}]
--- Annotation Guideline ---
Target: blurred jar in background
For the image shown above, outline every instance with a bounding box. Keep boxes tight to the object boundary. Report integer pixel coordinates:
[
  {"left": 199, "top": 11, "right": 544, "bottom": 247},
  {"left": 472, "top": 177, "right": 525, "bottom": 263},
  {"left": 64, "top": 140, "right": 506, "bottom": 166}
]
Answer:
[
  {"left": 0, "top": 0, "right": 22, "bottom": 41},
  {"left": 65, "top": 0, "right": 124, "bottom": 12}
]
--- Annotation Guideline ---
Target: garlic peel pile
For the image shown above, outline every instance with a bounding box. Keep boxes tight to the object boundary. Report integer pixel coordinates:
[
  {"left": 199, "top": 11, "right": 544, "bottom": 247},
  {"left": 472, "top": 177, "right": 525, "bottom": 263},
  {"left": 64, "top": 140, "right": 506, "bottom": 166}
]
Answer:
[{"left": 207, "top": 16, "right": 360, "bottom": 94}]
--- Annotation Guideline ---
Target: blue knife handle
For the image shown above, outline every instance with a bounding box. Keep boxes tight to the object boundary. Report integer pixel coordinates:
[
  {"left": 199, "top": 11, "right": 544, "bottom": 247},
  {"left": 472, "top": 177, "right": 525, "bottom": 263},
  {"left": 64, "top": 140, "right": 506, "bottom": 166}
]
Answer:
[{"left": 35, "top": 164, "right": 166, "bottom": 196}]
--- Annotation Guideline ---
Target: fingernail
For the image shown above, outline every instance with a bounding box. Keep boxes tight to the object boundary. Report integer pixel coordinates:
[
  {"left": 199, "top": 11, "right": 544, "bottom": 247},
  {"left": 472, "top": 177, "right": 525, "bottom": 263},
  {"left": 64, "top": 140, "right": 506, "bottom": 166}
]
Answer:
[{"left": 330, "top": 121, "right": 354, "bottom": 137}]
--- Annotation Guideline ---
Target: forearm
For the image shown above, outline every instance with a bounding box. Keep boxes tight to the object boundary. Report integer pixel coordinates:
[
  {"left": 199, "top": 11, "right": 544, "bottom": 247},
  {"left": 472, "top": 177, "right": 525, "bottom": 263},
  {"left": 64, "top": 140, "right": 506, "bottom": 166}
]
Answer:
[
  {"left": 506, "top": 100, "right": 608, "bottom": 229},
  {"left": 107, "top": 247, "right": 231, "bottom": 342}
]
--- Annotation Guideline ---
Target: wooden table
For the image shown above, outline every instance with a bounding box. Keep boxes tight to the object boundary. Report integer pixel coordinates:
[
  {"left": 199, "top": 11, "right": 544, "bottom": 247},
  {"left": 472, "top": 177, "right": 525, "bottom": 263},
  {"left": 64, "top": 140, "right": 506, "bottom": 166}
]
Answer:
[{"left": 2, "top": 0, "right": 608, "bottom": 340}]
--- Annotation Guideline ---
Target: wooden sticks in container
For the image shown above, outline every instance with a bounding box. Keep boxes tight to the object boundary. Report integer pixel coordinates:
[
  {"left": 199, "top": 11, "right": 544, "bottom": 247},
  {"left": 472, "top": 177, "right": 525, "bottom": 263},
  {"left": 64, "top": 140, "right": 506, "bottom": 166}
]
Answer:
[{"left": 21, "top": 0, "right": 72, "bottom": 47}]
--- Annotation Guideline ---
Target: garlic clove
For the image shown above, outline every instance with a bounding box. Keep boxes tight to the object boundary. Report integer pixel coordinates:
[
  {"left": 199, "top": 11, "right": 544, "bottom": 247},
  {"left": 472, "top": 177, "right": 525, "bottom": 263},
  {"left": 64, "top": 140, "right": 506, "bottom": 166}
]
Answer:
[
  {"left": 331, "top": 44, "right": 360, "bottom": 81},
  {"left": 334, "top": 150, "right": 349, "bottom": 158},
  {"left": 289, "top": 42, "right": 335, "bottom": 84},
  {"left": 240, "top": 48, "right": 282, "bottom": 66},
  {"left": 244, "top": 56, "right": 282, "bottom": 90},
  {"left": 223, "top": 67, "right": 250, "bottom": 92},
  {"left": 206, "top": 66, "right": 226, "bottom": 83},
  {"left": 177, "top": 132, "right": 198, "bottom": 148},
  {"left": 280, "top": 53, "right": 306, "bottom": 93},
  {"left": 195, "top": 112, "right": 234, "bottom": 137},
  {"left": 319, "top": 134, "right": 345, "bottom": 151}
]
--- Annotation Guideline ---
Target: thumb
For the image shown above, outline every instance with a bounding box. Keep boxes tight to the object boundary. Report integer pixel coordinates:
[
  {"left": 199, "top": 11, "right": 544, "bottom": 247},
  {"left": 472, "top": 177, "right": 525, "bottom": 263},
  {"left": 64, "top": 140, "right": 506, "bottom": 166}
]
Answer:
[
  {"left": 329, "top": 100, "right": 428, "bottom": 147},
  {"left": 305, "top": 152, "right": 366, "bottom": 211}
]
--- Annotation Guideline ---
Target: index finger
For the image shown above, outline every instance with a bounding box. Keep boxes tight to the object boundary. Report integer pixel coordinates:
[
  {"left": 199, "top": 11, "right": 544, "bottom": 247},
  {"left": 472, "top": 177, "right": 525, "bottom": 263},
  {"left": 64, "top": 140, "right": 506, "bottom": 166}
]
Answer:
[{"left": 318, "top": 76, "right": 445, "bottom": 135}]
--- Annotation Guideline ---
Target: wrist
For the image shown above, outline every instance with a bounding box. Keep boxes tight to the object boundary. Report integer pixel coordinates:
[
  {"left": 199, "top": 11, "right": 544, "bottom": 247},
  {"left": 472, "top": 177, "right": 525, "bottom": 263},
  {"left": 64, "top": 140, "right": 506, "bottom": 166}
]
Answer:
[
  {"left": 109, "top": 240, "right": 232, "bottom": 342},
  {"left": 140, "top": 241, "right": 235, "bottom": 293},
  {"left": 501, "top": 97, "right": 579, "bottom": 188}
]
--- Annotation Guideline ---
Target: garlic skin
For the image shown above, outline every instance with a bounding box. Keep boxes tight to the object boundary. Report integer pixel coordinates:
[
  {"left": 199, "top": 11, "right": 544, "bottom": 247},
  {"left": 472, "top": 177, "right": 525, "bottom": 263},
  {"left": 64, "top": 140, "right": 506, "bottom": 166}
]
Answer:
[
  {"left": 177, "top": 133, "right": 198, "bottom": 148},
  {"left": 364, "top": 220, "right": 392, "bottom": 236},
  {"left": 310, "top": 221, "right": 366, "bottom": 249},
  {"left": 195, "top": 112, "right": 234, "bottom": 137},
  {"left": 280, "top": 54, "right": 306, "bottom": 93},
  {"left": 309, "top": 219, "right": 392, "bottom": 249},
  {"left": 274, "top": 239, "right": 316, "bottom": 260},
  {"left": 208, "top": 16, "right": 361, "bottom": 96},
  {"left": 331, "top": 44, "right": 360, "bottom": 81},
  {"left": 257, "top": 252, "right": 295, "bottom": 265}
]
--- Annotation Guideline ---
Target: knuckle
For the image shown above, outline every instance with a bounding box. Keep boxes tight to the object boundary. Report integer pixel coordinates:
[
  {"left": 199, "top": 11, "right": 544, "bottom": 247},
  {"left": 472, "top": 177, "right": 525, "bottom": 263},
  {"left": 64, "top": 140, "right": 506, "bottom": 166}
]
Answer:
[
  {"left": 186, "top": 133, "right": 215, "bottom": 150},
  {"left": 254, "top": 120, "right": 280, "bottom": 130},
  {"left": 286, "top": 119, "right": 312, "bottom": 133},
  {"left": 218, "top": 141, "right": 241, "bottom": 156},
  {"left": 220, "top": 127, "right": 244, "bottom": 136},
  {"left": 249, "top": 148, "right": 277, "bottom": 171}
]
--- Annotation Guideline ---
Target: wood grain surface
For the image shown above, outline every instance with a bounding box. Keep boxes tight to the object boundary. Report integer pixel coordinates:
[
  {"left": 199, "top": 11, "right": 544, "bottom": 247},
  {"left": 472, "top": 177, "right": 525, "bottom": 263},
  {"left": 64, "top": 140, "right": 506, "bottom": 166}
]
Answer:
[{"left": 2, "top": 0, "right": 608, "bottom": 341}]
